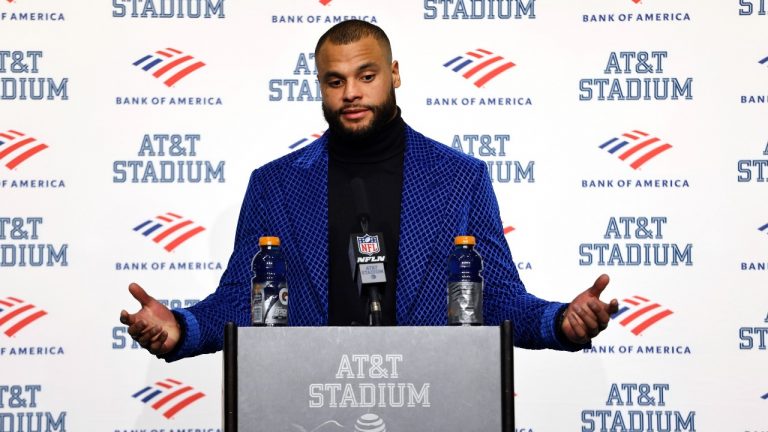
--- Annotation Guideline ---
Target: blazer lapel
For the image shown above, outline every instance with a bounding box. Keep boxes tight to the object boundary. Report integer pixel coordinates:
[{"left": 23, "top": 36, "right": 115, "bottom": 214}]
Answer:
[
  {"left": 396, "top": 127, "right": 453, "bottom": 324},
  {"left": 282, "top": 136, "right": 329, "bottom": 324}
]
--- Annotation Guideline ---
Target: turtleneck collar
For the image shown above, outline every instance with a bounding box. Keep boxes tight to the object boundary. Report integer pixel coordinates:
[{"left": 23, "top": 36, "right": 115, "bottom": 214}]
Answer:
[{"left": 327, "top": 107, "right": 406, "bottom": 164}]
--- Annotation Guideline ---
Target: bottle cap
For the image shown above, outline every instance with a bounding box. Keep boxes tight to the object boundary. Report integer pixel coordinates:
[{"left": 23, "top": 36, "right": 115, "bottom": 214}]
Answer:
[
  {"left": 454, "top": 235, "right": 475, "bottom": 245},
  {"left": 259, "top": 236, "right": 280, "bottom": 246}
]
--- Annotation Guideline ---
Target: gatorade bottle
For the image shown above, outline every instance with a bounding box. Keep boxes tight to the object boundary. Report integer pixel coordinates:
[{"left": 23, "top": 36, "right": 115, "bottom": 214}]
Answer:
[
  {"left": 447, "top": 235, "right": 483, "bottom": 326},
  {"left": 251, "top": 236, "right": 288, "bottom": 326}
]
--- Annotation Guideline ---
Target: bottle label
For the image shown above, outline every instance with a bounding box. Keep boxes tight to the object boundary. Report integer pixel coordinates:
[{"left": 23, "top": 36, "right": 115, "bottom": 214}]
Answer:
[
  {"left": 251, "top": 279, "right": 264, "bottom": 326},
  {"left": 253, "top": 279, "right": 288, "bottom": 326},
  {"left": 447, "top": 281, "right": 483, "bottom": 325}
]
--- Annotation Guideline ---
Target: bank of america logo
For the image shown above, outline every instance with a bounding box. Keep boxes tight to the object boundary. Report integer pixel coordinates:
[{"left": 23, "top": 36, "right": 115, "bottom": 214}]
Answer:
[
  {"left": 762, "top": 392, "right": 768, "bottom": 400},
  {"left": 599, "top": 130, "right": 673, "bottom": 170},
  {"left": 0, "top": 130, "right": 48, "bottom": 170},
  {"left": 319, "top": 0, "right": 332, "bottom": 4},
  {"left": 443, "top": 49, "right": 516, "bottom": 88},
  {"left": 759, "top": 223, "right": 768, "bottom": 234},
  {"left": 132, "top": 48, "right": 206, "bottom": 87},
  {"left": 503, "top": 225, "right": 515, "bottom": 235},
  {"left": 759, "top": 55, "right": 768, "bottom": 66},
  {"left": 132, "top": 378, "right": 205, "bottom": 419},
  {"left": 0, "top": 297, "right": 47, "bottom": 337},
  {"left": 289, "top": 132, "right": 323, "bottom": 150},
  {"left": 133, "top": 212, "right": 205, "bottom": 252},
  {"left": 611, "top": 295, "right": 673, "bottom": 335}
]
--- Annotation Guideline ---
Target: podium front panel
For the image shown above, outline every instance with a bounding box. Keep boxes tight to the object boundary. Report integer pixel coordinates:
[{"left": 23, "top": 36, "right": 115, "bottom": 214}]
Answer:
[{"left": 234, "top": 326, "right": 501, "bottom": 431}]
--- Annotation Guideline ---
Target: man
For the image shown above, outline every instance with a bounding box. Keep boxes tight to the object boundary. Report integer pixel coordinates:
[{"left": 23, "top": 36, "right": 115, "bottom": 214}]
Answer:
[{"left": 120, "top": 20, "right": 618, "bottom": 361}]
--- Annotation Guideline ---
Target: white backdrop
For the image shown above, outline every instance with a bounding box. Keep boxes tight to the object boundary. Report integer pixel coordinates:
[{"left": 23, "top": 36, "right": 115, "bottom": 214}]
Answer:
[{"left": 1, "top": 1, "right": 766, "bottom": 431}]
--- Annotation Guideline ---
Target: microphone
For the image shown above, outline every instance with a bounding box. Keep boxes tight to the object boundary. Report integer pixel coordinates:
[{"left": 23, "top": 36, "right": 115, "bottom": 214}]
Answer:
[{"left": 348, "top": 178, "right": 386, "bottom": 326}]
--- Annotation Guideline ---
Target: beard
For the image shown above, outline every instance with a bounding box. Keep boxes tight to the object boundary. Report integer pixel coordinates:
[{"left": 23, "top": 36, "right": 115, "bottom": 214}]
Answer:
[{"left": 322, "top": 86, "right": 397, "bottom": 142}]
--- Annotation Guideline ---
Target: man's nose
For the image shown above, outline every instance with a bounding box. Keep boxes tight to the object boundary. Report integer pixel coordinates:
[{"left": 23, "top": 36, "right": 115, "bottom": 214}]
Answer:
[{"left": 343, "top": 80, "right": 362, "bottom": 102}]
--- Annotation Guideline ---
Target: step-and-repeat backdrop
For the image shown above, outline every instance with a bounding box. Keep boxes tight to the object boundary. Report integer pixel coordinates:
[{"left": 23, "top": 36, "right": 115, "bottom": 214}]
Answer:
[{"left": 2, "top": 1, "right": 766, "bottom": 431}]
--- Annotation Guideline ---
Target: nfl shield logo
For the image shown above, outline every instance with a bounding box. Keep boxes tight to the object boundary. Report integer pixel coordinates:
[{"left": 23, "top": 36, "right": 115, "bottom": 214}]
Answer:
[{"left": 357, "top": 234, "right": 380, "bottom": 256}]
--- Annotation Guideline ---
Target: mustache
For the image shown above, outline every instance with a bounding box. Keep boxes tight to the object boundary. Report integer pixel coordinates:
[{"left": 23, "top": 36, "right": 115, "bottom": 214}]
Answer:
[{"left": 338, "top": 104, "right": 375, "bottom": 114}]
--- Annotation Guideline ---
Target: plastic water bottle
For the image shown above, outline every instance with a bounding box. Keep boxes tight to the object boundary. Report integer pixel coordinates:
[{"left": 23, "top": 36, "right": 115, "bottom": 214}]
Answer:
[
  {"left": 447, "top": 235, "right": 483, "bottom": 326},
  {"left": 251, "top": 236, "right": 288, "bottom": 326}
]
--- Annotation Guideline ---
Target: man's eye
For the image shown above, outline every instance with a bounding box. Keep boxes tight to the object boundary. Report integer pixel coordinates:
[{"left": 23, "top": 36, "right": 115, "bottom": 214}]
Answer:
[
  {"left": 361, "top": 74, "right": 375, "bottom": 82},
  {"left": 328, "top": 80, "right": 343, "bottom": 87}
]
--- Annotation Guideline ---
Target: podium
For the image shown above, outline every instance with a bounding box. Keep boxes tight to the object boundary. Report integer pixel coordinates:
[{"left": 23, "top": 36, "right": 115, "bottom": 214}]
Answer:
[{"left": 223, "top": 322, "right": 514, "bottom": 431}]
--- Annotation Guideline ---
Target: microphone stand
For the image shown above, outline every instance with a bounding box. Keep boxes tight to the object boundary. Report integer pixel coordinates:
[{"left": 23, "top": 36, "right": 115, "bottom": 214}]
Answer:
[
  {"left": 359, "top": 214, "right": 383, "bottom": 327},
  {"left": 368, "top": 286, "right": 382, "bottom": 326}
]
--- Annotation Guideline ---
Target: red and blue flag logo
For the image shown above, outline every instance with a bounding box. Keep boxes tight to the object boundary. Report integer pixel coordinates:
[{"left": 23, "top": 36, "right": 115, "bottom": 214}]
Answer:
[
  {"left": 443, "top": 49, "right": 515, "bottom": 88},
  {"left": 289, "top": 132, "right": 324, "bottom": 150},
  {"left": 0, "top": 130, "right": 48, "bottom": 170},
  {"left": 133, "top": 212, "right": 206, "bottom": 252},
  {"left": 132, "top": 378, "right": 205, "bottom": 419},
  {"left": 598, "top": 130, "right": 673, "bottom": 170},
  {"left": 611, "top": 295, "right": 673, "bottom": 335},
  {"left": 0, "top": 297, "right": 47, "bottom": 337},
  {"left": 133, "top": 48, "right": 206, "bottom": 87}
]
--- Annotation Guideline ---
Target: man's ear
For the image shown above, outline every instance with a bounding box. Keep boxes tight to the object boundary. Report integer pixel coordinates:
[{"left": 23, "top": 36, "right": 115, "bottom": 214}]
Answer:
[{"left": 392, "top": 60, "right": 401, "bottom": 88}]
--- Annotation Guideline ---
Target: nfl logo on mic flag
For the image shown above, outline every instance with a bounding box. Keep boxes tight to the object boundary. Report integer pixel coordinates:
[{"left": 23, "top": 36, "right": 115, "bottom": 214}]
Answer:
[{"left": 357, "top": 234, "right": 380, "bottom": 256}]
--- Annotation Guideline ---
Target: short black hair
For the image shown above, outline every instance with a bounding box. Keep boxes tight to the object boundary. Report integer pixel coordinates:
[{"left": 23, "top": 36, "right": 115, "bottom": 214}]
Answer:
[{"left": 314, "top": 19, "right": 392, "bottom": 63}]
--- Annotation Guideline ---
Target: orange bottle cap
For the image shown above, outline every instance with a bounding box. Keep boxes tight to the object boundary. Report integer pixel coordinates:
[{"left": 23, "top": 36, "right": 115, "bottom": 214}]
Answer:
[
  {"left": 259, "top": 236, "right": 280, "bottom": 246},
  {"left": 454, "top": 235, "right": 476, "bottom": 245}
]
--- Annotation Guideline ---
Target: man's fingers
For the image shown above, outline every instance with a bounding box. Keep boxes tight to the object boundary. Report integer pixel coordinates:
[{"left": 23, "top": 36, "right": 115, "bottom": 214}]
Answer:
[
  {"left": 137, "top": 325, "right": 162, "bottom": 346},
  {"left": 128, "top": 282, "right": 155, "bottom": 307},
  {"left": 608, "top": 298, "right": 619, "bottom": 314},
  {"left": 127, "top": 319, "right": 147, "bottom": 338},
  {"left": 587, "top": 299, "right": 612, "bottom": 326},
  {"left": 148, "top": 331, "right": 169, "bottom": 354},
  {"left": 119, "top": 310, "right": 132, "bottom": 326},
  {"left": 566, "top": 311, "right": 589, "bottom": 341},
  {"left": 573, "top": 303, "right": 599, "bottom": 330},
  {"left": 587, "top": 274, "right": 610, "bottom": 298}
]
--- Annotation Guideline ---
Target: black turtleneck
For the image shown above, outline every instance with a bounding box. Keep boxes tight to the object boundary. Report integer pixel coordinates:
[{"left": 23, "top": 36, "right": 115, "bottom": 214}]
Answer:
[{"left": 327, "top": 110, "right": 406, "bottom": 326}]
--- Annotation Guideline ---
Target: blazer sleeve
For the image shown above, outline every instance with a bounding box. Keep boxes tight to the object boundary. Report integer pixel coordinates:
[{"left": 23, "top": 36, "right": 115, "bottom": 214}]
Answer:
[
  {"left": 467, "top": 161, "right": 582, "bottom": 351},
  {"left": 164, "top": 170, "right": 267, "bottom": 361}
]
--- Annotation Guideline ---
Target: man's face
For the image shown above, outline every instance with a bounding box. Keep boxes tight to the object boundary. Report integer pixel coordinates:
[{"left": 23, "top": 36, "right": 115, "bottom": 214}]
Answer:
[{"left": 316, "top": 36, "right": 401, "bottom": 140}]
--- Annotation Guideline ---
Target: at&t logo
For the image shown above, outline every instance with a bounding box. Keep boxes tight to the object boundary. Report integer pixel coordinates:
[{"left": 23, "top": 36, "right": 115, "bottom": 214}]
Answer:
[
  {"left": 579, "top": 216, "right": 693, "bottom": 267},
  {"left": 449, "top": 133, "right": 534, "bottom": 184},
  {"left": 579, "top": 51, "right": 693, "bottom": 101},
  {"left": 739, "top": 1, "right": 768, "bottom": 16},
  {"left": 424, "top": 0, "right": 535, "bottom": 20},
  {"left": 736, "top": 140, "right": 768, "bottom": 182},
  {"left": 112, "top": 0, "right": 225, "bottom": 18},
  {"left": 738, "top": 312, "right": 768, "bottom": 350}
]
